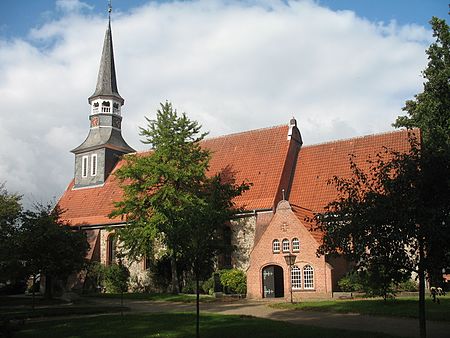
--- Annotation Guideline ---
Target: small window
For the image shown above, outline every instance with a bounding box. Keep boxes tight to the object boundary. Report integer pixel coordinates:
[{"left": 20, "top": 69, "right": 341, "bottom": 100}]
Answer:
[
  {"left": 91, "top": 154, "right": 97, "bottom": 176},
  {"left": 272, "top": 239, "right": 280, "bottom": 253},
  {"left": 82, "top": 156, "right": 89, "bottom": 177},
  {"left": 106, "top": 234, "right": 116, "bottom": 266},
  {"left": 282, "top": 239, "right": 290, "bottom": 252},
  {"left": 291, "top": 265, "right": 301, "bottom": 290},
  {"left": 292, "top": 238, "right": 300, "bottom": 252},
  {"left": 303, "top": 265, "right": 314, "bottom": 289}
]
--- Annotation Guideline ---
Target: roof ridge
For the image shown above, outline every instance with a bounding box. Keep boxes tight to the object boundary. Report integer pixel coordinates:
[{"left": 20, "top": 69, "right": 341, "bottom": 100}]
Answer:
[
  {"left": 303, "top": 128, "right": 418, "bottom": 148},
  {"left": 203, "top": 123, "right": 287, "bottom": 142}
]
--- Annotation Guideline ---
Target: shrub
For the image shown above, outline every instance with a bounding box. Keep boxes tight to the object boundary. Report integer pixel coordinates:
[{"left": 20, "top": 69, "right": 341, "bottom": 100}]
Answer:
[
  {"left": 338, "top": 272, "right": 364, "bottom": 292},
  {"left": 396, "top": 279, "right": 418, "bottom": 292},
  {"left": 202, "top": 276, "right": 215, "bottom": 295},
  {"left": 104, "top": 263, "right": 130, "bottom": 293},
  {"left": 219, "top": 269, "right": 246, "bottom": 295}
]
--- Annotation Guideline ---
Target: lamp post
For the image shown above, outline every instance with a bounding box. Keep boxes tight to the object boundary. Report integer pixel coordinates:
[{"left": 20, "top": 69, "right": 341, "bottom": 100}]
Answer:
[{"left": 284, "top": 253, "right": 297, "bottom": 303}]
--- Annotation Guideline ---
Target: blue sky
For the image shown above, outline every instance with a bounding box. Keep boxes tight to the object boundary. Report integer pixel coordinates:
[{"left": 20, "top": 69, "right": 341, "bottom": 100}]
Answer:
[
  {"left": 0, "top": 0, "right": 448, "bottom": 39},
  {"left": 0, "top": 0, "right": 447, "bottom": 203}
]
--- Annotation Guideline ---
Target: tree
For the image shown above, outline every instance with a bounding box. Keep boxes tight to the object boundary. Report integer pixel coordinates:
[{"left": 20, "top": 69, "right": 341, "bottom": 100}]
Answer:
[
  {"left": 19, "top": 204, "right": 89, "bottom": 298},
  {"left": 394, "top": 17, "right": 450, "bottom": 338},
  {"left": 112, "top": 102, "right": 249, "bottom": 337},
  {"left": 0, "top": 183, "right": 23, "bottom": 288},
  {"left": 112, "top": 101, "right": 210, "bottom": 294},
  {"left": 318, "top": 17, "right": 450, "bottom": 338}
]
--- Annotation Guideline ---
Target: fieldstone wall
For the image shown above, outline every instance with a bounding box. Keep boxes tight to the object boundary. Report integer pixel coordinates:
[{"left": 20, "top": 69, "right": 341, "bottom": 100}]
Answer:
[{"left": 230, "top": 215, "right": 256, "bottom": 271}]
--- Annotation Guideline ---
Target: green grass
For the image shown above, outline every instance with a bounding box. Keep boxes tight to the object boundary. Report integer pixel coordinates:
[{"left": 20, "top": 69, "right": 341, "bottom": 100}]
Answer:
[
  {"left": 0, "top": 306, "right": 128, "bottom": 320},
  {"left": 84, "top": 292, "right": 216, "bottom": 303},
  {"left": 0, "top": 295, "right": 67, "bottom": 307},
  {"left": 14, "top": 312, "right": 401, "bottom": 338},
  {"left": 271, "top": 295, "right": 450, "bottom": 321}
]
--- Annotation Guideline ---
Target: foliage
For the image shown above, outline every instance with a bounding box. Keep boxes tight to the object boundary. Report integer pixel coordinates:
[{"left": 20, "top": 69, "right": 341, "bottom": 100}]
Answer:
[
  {"left": 201, "top": 276, "right": 215, "bottom": 295},
  {"left": 19, "top": 204, "right": 89, "bottom": 297},
  {"left": 83, "top": 262, "right": 106, "bottom": 292},
  {"left": 317, "top": 17, "right": 450, "bottom": 338},
  {"left": 103, "top": 263, "right": 130, "bottom": 294},
  {"left": 337, "top": 272, "right": 364, "bottom": 293},
  {"left": 0, "top": 183, "right": 23, "bottom": 284},
  {"left": 112, "top": 102, "right": 249, "bottom": 295},
  {"left": 111, "top": 101, "right": 211, "bottom": 293},
  {"left": 219, "top": 269, "right": 247, "bottom": 295},
  {"left": 396, "top": 280, "right": 419, "bottom": 292}
]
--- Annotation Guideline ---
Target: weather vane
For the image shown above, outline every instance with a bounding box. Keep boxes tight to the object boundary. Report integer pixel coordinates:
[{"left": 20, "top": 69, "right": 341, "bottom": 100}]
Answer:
[{"left": 108, "top": 0, "right": 112, "bottom": 18}]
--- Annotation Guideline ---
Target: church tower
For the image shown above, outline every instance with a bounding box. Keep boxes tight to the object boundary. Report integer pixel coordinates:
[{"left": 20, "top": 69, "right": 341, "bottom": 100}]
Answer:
[{"left": 72, "top": 9, "right": 134, "bottom": 189}]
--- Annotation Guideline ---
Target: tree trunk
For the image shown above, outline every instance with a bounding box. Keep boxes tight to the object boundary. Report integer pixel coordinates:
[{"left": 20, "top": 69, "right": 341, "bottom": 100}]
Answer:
[
  {"left": 32, "top": 274, "right": 36, "bottom": 311},
  {"left": 196, "top": 271, "right": 200, "bottom": 338},
  {"left": 418, "top": 240, "right": 427, "bottom": 338},
  {"left": 170, "top": 255, "right": 179, "bottom": 294},
  {"left": 44, "top": 274, "right": 53, "bottom": 299}
]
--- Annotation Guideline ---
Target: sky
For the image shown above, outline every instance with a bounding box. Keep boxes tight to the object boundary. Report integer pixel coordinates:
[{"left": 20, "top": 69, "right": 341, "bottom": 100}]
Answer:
[{"left": 0, "top": 0, "right": 448, "bottom": 206}]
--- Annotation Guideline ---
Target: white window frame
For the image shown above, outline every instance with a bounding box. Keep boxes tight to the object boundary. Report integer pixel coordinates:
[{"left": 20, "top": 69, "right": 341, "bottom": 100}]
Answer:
[
  {"left": 291, "top": 265, "right": 301, "bottom": 290},
  {"left": 91, "top": 154, "right": 98, "bottom": 176},
  {"left": 272, "top": 239, "right": 280, "bottom": 253},
  {"left": 303, "top": 265, "right": 314, "bottom": 289},
  {"left": 82, "top": 155, "right": 89, "bottom": 178},
  {"left": 282, "top": 239, "right": 290, "bottom": 252},
  {"left": 292, "top": 238, "right": 300, "bottom": 252}
]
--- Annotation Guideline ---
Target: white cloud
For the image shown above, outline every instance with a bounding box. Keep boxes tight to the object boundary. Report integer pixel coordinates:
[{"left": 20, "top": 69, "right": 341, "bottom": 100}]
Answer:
[
  {"left": 56, "top": 0, "right": 93, "bottom": 13},
  {"left": 0, "top": 0, "right": 430, "bottom": 205}
]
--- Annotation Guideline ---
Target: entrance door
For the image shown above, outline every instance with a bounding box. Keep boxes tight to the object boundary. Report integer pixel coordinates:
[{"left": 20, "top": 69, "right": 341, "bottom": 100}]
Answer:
[{"left": 262, "top": 265, "right": 284, "bottom": 298}]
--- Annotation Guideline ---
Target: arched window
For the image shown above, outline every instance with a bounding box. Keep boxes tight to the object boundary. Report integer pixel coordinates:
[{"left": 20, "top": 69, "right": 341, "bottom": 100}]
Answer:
[
  {"left": 291, "top": 265, "right": 301, "bottom": 290},
  {"left": 282, "top": 239, "right": 290, "bottom": 252},
  {"left": 106, "top": 234, "right": 116, "bottom": 266},
  {"left": 303, "top": 265, "right": 314, "bottom": 289},
  {"left": 292, "top": 238, "right": 300, "bottom": 252},
  {"left": 272, "top": 239, "right": 280, "bottom": 253}
]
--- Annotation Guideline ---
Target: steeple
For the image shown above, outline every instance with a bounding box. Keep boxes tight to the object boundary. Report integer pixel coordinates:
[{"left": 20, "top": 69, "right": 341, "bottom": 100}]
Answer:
[
  {"left": 88, "top": 18, "right": 123, "bottom": 105},
  {"left": 71, "top": 6, "right": 134, "bottom": 189}
]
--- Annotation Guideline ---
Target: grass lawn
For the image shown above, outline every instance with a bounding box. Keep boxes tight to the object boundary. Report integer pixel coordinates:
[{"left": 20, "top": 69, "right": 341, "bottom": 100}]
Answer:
[
  {"left": 0, "top": 295, "right": 127, "bottom": 320},
  {"left": 84, "top": 292, "right": 216, "bottom": 303},
  {"left": 271, "top": 295, "right": 450, "bottom": 321},
  {"left": 14, "top": 312, "right": 401, "bottom": 338}
]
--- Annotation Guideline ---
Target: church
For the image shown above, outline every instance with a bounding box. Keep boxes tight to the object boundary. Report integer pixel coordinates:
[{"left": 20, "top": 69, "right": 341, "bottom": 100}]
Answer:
[{"left": 57, "top": 15, "right": 413, "bottom": 300}]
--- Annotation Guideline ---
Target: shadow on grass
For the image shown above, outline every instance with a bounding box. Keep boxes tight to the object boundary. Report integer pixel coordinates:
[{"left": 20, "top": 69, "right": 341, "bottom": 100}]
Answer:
[
  {"left": 271, "top": 296, "right": 450, "bottom": 321},
  {"left": 15, "top": 312, "right": 400, "bottom": 338}
]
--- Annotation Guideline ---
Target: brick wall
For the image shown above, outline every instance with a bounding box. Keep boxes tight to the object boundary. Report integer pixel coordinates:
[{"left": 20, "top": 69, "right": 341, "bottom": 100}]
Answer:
[{"left": 247, "top": 200, "right": 333, "bottom": 300}]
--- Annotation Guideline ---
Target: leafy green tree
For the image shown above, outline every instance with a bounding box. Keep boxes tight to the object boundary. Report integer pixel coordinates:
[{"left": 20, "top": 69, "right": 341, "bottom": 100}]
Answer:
[
  {"left": 112, "top": 102, "right": 210, "bottom": 294},
  {"left": 0, "top": 183, "right": 23, "bottom": 286},
  {"left": 318, "top": 17, "right": 450, "bottom": 338},
  {"left": 112, "top": 102, "right": 249, "bottom": 337},
  {"left": 394, "top": 17, "right": 450, "bottom": 337},
  {"left": 19, "top": 204, "right": 89, "bottom": 298}
]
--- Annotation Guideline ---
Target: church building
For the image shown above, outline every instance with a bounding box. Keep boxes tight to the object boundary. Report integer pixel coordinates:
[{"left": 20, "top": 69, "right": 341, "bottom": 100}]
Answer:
[{"left": 58, "top": 14, "right": 414, "bottom": 300}]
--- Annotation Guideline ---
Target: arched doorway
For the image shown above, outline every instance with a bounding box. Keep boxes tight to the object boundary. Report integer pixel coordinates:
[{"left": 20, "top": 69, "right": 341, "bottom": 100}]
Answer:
[{"left": 262, "top": 265, "right": 284, "bottom": 298}]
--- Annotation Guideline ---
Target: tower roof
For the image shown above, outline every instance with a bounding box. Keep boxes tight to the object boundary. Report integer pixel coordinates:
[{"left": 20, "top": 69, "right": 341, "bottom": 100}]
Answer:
[{"left": 88, "top": 19, "right": 124, "bottom": 105}]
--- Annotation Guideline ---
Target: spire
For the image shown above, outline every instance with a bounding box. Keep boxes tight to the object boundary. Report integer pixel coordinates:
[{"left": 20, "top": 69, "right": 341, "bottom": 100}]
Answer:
[{"left": 88, "top": 4, "right": 123, "bottom": 105}]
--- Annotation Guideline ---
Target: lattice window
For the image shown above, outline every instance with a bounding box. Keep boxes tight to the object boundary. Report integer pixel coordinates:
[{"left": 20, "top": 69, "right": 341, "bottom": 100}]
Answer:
[
  {"left": 291, "top": 265, "right": 301, "bottom": 289},
  {"left": 272, "top": 239, "right": 280, "bottom": 253},
  {"left": 303, "top": 265, "right": 314, "bottom": 289},
  {"left": 292, "top": 238, "right": 300, "bottom": 252},
  {"left": 282, "top": 239, "right": 290, "bottom": 252}
]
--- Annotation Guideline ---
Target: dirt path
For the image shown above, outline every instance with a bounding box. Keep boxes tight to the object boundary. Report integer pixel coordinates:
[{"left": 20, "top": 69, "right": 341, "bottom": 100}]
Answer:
[{"left": 86, "top": 298, "right": 450, "bottom": 338}]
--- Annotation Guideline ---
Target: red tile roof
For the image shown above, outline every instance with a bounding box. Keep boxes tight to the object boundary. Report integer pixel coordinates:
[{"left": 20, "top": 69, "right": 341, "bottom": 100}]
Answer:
[
  {"left": 58, "top": 125, "right": 291, "bottom": 226},
  {"left": 289, "top": 129, "right": 418, "bottom": 213}
]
